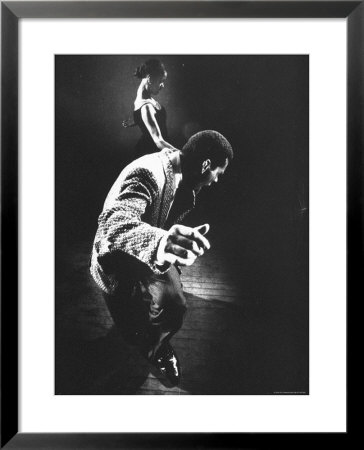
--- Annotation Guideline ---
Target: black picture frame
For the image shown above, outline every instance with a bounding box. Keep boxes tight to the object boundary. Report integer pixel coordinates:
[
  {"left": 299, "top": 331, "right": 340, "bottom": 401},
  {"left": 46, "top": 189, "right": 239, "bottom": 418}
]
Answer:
[{"left": 1, "top": 1, "right": 357, "bottom": 448}]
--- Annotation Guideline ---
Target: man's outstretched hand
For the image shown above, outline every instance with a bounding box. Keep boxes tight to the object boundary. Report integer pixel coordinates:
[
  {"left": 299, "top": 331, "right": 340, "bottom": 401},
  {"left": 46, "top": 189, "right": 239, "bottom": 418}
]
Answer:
[{"left": 162, "top": 224, "right": 210, "bottom": 266}]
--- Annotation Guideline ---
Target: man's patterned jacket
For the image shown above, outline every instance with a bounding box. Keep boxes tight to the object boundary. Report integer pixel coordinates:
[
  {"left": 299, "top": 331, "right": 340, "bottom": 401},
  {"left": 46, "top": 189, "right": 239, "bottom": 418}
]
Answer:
[{"left": 90, "top": 149, "right": 195, "bottom": 295}]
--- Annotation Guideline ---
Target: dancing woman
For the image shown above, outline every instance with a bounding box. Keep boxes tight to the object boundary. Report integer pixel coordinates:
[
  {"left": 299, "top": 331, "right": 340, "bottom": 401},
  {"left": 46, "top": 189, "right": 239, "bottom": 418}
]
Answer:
[{"left": 123, "top": 59, "right": 178, "bottom": 157}]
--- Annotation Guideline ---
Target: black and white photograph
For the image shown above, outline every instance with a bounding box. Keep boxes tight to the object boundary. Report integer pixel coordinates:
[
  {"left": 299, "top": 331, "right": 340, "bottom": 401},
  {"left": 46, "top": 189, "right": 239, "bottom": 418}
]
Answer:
[{"left": 55, "top": 54, "right": 309, "bottom": 395}]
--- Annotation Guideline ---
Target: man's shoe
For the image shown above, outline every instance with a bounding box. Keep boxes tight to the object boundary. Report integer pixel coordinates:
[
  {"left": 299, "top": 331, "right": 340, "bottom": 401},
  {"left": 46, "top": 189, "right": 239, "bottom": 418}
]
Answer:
[{"left": 152, "top": 343, "right": 181, "bottom": 386}]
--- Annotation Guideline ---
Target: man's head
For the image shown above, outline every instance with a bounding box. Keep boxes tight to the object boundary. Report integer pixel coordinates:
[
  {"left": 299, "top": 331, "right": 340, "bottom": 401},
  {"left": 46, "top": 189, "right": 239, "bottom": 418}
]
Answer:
[{"left": 180, "top": 130, "right": 233, "bottom": 191}]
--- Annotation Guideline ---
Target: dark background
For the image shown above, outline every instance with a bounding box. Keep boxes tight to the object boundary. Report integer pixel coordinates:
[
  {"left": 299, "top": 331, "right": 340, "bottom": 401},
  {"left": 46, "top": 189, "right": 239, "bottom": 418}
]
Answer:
[{"left": 56, "top": 55, "right": 308, "bottom": 394}]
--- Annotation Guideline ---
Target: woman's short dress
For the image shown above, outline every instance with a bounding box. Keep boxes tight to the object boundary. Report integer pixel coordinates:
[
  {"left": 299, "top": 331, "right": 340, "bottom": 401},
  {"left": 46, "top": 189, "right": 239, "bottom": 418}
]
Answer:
[{"left": 133, "top": 99, "right": 168, "bottom": 157}]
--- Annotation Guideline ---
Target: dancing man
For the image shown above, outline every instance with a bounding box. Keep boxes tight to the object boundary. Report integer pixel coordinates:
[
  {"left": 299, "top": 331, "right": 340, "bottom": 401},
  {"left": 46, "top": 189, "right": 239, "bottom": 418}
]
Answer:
[{"left": 90, "top": 130, "right": 233, "bottom": 385}]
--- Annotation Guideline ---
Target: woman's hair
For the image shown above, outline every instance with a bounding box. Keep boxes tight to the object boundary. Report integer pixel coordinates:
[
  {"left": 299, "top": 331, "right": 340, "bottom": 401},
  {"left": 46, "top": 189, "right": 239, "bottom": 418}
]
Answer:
[
  {"left": 134, "top": 59, "right": 166, "bottom": 79},
  {"left": 181, "top": 130, "right": 234, "bottom": 169}
]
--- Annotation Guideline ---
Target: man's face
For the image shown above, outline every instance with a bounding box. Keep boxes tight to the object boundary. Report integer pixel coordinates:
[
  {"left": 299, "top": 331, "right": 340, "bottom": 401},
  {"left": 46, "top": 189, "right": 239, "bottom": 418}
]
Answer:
[{"left": 194, "top": 158, "right": 229, "bottom": 192}]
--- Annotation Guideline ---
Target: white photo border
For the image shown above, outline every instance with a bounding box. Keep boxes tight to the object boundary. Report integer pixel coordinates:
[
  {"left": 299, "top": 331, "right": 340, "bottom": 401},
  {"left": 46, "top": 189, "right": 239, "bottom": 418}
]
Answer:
[{"left": 19, "top": 18, "right": 346, "bottom": 433}]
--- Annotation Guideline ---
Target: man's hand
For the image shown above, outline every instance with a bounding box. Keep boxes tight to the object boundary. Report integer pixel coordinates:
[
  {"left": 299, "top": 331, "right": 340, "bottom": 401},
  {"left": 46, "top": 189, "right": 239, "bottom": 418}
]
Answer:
[{"left": 163, "top": 224, "right": 210, "bottom": 266}]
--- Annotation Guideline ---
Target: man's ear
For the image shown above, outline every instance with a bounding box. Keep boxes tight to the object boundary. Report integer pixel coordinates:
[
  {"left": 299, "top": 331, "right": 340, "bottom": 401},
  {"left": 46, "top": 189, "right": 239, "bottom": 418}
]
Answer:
[{"left": 201, "top": 159, "right": 211, "bottom": 174}]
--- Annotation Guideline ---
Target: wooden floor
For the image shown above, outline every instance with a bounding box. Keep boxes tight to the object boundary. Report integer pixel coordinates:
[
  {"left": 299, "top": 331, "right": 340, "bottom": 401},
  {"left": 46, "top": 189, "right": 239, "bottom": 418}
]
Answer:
[
  {"left": 55, "top": 240, "right": 254, "bottom": 395},
  {"left": 56, "top": 235, "right": 308, "bottom": 395}
]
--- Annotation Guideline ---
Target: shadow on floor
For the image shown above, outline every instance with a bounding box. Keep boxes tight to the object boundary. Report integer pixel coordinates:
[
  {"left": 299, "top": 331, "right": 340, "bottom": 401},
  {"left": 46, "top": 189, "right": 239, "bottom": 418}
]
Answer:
[
  {"left": 56, "top": 327, "right": 150, "bottom": 394},
  {"left": 56, "top": 242, "right": 308, "bottom": 395},
  {"left": 56, "top": 292, "right": 260, "bottom": 395}
]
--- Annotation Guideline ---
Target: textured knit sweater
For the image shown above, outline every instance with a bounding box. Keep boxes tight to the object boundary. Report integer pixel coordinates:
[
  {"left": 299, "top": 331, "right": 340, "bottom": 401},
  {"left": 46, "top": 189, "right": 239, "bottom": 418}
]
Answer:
[{"left": 90, "top": 149, "right": 194, "bottom": 294}]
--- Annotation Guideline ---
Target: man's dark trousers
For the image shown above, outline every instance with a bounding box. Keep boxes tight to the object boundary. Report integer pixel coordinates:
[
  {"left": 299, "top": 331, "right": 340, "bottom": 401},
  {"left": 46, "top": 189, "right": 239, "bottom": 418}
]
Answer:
[{"left": 104, "top": 264, "right": 187, "bottom": 359}]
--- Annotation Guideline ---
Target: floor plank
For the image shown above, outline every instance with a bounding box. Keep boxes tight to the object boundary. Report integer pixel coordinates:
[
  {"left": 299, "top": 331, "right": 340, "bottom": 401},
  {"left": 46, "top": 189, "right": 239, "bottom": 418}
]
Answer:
[{"left": 56, "top": 239, "right": 308, "bottom": 395}]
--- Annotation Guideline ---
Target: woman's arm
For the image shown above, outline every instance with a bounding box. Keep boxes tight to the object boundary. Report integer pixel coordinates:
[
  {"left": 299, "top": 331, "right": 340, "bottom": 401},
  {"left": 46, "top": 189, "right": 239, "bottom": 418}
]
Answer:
[{"left": 141, "top": 103, "right": 178, "bottom": 151}]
